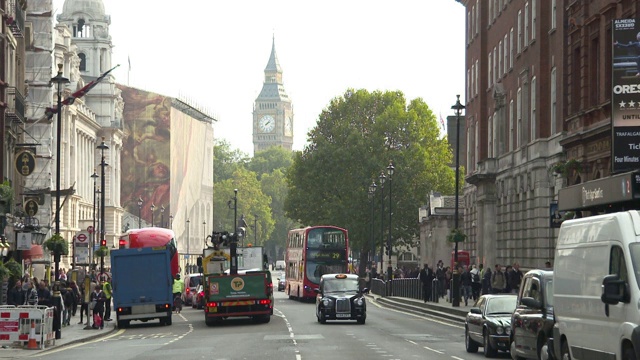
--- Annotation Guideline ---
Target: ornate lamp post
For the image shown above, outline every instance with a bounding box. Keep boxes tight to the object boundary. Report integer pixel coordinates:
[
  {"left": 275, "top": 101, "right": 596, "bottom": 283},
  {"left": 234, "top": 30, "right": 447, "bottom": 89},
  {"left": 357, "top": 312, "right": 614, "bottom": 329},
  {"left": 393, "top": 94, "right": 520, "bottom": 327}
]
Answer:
[
  {"left": 51, "top": 63, "right": 69, "bottom": 283},
  {"left": 368, "top": 181, "right": 376, "bottom": 267},
  {"left": 137, "top": 196, "right": 143, "bottom": 228},
  {"left": 91, "top": 170, "right": 99, "bottom": 267},
  {"left": 160, "top": 205, "right": 165, "bottom": 228},
  {"left": 186, "top": 219, "right": 190, "bottom": 257},
  {"left": 150, "top": 203, "right": 156, "bottom": 227},
  {"left": 97, "top": 138, "right": 109, "bottom": 274},
  {"left": 202, "top": 221, "right": 206, "bottom": 243},
  {"left": 451, "top": 94, "right": 465, "bottom": 307},
  {"left": 386, "top": 161, "right": 395, "bottom": 281},
  {"left": 378, "top": 171, "right": 386, "bottom": 276}
]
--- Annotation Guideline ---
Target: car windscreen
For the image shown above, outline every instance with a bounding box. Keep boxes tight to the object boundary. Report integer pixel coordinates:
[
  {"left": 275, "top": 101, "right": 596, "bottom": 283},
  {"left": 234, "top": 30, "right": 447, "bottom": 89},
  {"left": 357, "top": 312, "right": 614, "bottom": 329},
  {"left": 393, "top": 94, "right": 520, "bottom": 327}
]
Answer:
[
  {"left": 323, "top": 279, "right": 359, "bottom": 293},
  {"left": 486, "top": 296, "right": 517, "bottom": 314}
]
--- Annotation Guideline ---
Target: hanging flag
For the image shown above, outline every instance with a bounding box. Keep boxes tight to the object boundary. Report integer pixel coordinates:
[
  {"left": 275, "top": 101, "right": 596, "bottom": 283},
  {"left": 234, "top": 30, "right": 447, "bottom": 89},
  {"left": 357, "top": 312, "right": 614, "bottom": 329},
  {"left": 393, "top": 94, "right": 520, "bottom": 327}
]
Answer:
[
  {"left": 45, "top": 64, "right": 121, "bottom": 120},
  {"left": 439, "top": 113, "right": 446, "bottom": 130}
]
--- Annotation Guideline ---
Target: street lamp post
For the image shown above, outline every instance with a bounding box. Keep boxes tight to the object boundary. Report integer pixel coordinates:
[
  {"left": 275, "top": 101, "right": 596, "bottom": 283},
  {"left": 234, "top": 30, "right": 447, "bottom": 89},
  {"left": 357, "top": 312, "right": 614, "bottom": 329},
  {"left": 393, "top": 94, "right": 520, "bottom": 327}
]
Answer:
[
  {"left": 169, "top": 214, "right": 173, "bottom": 229},
  {"left": 186, "top": 219, "right": 190, "bottom": 258},
  {"left": 202, "top": 221, "right": 206, "bottom": 243},
  {"left": 253, "top": 215, "right": 258, "bottom": 246},
  {"left": 386, "top": 161, "right": 395, "bottom": 281},
  {"left": 378, "top": 171, "right": 386, "bottom": 276},
  {"left": 51, "top": 63, "right": 69, "bottom": 285},
  {"left": 368, "top": 181, "right": 376, "bottom": 268},
  {"left": 98, "top": 137, "right": 109, "bottom": 274},
  {"left": 451, "top": 94, "right": 465, "bottom": 308},
  {"left": 91, "top": 170, "right": 99, "bottom": 268},
  {"left": 137, "top": 197, "right": 143, "bottom": 228},
  {"left": 160, "top": 205, "right": 165, "bottom": 228},
  {"left": 150, "top": 203, "right": 156, "bottom": 227}
]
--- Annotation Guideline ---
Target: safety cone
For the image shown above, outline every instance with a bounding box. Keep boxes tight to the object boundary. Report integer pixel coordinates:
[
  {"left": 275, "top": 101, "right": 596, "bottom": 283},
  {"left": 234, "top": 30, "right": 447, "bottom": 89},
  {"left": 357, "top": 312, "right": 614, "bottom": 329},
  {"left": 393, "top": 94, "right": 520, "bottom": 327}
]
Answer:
[{"left": 27, "top": 320, "right": 38, "bottom": 350}]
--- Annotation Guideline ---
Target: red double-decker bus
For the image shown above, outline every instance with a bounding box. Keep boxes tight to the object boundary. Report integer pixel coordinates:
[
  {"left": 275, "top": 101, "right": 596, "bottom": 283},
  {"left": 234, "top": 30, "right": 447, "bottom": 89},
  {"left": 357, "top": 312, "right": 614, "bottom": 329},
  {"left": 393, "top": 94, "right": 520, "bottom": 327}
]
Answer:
[
  {"left": 119, "top": 227, "right": 180, "bottom": 277},
  {"left": 285, "top": 226, "right": 349, "bottom": 301}
]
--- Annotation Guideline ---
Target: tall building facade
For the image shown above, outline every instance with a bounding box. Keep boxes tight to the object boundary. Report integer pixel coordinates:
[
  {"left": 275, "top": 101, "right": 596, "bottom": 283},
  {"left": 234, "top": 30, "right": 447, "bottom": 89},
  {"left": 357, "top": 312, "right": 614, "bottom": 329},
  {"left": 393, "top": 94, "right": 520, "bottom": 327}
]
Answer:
[
  {"left": 459, "top": 0, "right": 565, "bottom": 269},
  {"left": 459, "top": 0, "right": 640, "bottom": 269},
  {"left": 253, "top": 38, "right": 293, "bottom": 153}
]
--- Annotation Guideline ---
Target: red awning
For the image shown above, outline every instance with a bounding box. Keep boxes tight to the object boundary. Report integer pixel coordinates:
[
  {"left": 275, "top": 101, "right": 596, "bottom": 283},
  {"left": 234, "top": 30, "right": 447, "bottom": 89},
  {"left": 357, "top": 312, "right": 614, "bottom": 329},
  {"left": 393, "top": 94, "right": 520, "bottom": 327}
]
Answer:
[{"left": 22, "top": 245, "right": 44, "bottom": 260}]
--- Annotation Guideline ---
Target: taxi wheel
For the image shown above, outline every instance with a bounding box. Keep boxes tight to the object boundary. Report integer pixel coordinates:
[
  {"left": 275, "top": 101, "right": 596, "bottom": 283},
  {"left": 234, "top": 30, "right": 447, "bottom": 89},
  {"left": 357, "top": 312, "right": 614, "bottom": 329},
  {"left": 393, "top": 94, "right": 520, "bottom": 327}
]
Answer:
[{"left": 357, "top": 317, "right": 365, "bottom": 324}]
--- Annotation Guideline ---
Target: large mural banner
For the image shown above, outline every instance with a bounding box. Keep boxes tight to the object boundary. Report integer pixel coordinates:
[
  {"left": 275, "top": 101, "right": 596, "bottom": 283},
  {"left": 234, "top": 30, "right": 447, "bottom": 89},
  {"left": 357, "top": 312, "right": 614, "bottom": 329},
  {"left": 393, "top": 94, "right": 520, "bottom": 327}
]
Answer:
[
  {"left": 118, "top": 85, "right": 171, "bottom": 225},
  {"left": 613, "top": 18, "right": 640, "bottom": 173}
]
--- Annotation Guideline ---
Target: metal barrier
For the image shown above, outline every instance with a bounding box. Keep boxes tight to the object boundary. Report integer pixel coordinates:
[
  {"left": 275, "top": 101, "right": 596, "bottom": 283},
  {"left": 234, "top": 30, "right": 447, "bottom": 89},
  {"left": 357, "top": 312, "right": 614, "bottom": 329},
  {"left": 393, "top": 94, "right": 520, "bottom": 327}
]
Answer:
[
  {"left": 431, "top": 278, "right": 439, "bottom": 303},
  {"left": 0, "top": 305, "right": 54, "bottom": 349}
]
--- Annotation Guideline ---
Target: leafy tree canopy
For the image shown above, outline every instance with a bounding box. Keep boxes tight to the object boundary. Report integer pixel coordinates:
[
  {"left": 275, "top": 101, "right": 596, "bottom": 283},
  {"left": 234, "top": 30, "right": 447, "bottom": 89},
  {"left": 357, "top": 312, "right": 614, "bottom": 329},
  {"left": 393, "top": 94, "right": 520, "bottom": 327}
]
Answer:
[
  {"left": 285, "top": 88, "right": 455, "bottom": 255},
  {"left": 214, "top": 139, "right": 250, "bottom": 183},
  {"left": 248, "top": 146, "right": 293, "bottom": 179}
]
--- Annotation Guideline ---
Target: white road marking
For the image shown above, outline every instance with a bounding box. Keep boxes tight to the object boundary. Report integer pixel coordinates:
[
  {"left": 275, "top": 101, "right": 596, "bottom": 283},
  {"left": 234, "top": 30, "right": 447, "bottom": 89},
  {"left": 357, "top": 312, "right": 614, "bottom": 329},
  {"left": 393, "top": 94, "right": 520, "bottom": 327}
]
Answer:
[
  {"left": 406, "top": 339, "right": 418, "bottom": 345},
  {"left": 451, "top": 357, "right": 465, "bottom": 360},
  {"left": 274, "top": 308, "right": 301, "bottom": 359},
  {"left": 31, "top": 329, "right": 126, "bottom": 356},
  {"left": 423, "top": 346, "right": 444, "bottom": 354}
]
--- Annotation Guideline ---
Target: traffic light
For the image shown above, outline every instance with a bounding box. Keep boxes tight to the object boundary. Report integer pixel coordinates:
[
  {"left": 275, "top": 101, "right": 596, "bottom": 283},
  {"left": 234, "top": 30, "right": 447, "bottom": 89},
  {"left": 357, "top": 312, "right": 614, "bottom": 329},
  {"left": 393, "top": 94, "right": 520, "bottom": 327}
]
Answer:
[
  {"left": 100, "top": 239, "right": 107, "bottom": 247},
  {"left": 118, "top": 239, "right": 126, "bottom": 249}
]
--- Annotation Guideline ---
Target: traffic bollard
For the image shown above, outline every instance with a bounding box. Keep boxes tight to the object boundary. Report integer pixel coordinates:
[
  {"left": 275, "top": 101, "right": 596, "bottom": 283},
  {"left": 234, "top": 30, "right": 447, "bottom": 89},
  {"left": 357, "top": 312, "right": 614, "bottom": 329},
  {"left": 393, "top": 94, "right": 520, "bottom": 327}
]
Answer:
[{"left": 431, "top": 278, "right": 439, "bottom": 303}]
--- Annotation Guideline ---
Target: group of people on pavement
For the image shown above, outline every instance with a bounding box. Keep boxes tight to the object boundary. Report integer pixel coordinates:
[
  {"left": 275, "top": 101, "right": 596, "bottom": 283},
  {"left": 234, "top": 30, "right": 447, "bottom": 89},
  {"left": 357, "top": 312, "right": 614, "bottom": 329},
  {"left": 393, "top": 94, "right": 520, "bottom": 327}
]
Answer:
[{"left": 6, "top": 270, "right": 113, "bottom": 330}]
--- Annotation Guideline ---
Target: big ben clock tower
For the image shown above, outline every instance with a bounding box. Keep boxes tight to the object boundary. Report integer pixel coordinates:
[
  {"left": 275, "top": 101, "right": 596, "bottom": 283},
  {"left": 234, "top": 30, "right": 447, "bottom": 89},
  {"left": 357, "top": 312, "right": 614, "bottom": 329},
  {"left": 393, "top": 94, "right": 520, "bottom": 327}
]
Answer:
[{"left": 253, "top": 37, "right": 294, "bottom": 153}]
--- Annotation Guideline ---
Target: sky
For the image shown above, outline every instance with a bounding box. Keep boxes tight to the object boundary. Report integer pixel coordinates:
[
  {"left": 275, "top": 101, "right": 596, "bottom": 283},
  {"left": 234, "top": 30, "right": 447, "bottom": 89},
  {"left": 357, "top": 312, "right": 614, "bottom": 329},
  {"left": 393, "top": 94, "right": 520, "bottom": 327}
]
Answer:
[{"left": 53, "top": 0, "right": 466, "bottom": 156}]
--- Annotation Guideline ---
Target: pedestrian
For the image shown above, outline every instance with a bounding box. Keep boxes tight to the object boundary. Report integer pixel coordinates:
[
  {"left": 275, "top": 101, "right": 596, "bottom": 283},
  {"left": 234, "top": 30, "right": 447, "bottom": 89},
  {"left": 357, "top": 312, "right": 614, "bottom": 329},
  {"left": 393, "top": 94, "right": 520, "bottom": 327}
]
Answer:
[
  {"left": 504, "top": 265, "right": 513, "bottom": 293},
  {"left": 62, "top": 282, "right": 74, "bottom": 326},
  {"left": 78, "top": 282, "right": 89, "bottom": 325},
  {"left": 7, "top": 280, "right": 24, "bottom": 306},
  {"left": 509, "top": 262, "right": 524, "bottom": 294},
  {"left": 418, "top": 263, "right": 433, "bottom": 303},
  {"left": 90, "top": 284, "right": 106, "bottom": 329},
  {"left": 70, "top": 280, "right": 80, "bottom": 317},
  {"left": 37, "top": 280, "right": 52, "bottom": 306},
  {"left": 482, "top": 266, "right": 492, "bottom": 295},
  {"left": 470, "top": 264, "right": 481, "bottom": 300},
  {"left": 545, "top": 261, "right": 552, "bottom": 270},
  {"left": 102, "top": 277, "right": 113, "bottom": 321},
  {"left": 436, "top": 261, "right": 445, "bottom": 299},
  {"left": 24, "top": 281, "right": 38, "bottom": 305},
  {"left": 491, "top": 264, "right": 506, "bottom": 293},
  {"left": 460, "top": 265, "right": 473, "bottom": 306}
]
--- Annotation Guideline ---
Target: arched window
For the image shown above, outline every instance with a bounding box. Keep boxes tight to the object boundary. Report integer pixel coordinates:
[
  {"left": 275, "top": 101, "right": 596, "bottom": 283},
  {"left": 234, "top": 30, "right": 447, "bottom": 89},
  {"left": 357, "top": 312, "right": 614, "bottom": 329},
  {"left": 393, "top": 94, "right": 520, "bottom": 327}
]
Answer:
[{"left": 79, "top": 53, "right": 86, "bottom": 71}]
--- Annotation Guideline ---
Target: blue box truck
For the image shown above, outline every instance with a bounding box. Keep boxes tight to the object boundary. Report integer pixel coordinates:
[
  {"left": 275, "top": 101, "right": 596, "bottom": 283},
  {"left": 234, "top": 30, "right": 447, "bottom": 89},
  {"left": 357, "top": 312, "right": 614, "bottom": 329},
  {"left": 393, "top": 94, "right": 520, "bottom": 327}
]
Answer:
[{"left": 110, "top": 246, "right": 173, "bottom": 328}]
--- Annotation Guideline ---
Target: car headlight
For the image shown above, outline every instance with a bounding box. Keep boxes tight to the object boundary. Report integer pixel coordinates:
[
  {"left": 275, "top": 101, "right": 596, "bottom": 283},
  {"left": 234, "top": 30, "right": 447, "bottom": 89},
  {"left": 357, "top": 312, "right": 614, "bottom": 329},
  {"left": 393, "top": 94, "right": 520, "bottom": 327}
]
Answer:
[
  {"left": 505, "top": 327, "right": 511, "bottom": 335},
  {"left": 322, "top": 298, "right": 332, "bottom": 306},
  {"left": 496, "top": 326, "right": 504, "bottom": 335},
  {"left": 355, "top": 297, "right": 364, "bottom": 306}
]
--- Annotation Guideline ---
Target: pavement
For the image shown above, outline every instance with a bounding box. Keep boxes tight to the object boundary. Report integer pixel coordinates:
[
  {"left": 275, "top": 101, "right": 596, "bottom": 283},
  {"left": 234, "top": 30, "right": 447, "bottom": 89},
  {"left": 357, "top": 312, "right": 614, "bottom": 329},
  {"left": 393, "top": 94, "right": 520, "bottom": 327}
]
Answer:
[
  {"left": 0, "top": 316, "right": 117, "bottom": 358},
  {"left": 0, "top": 295, "right": 474, "bottom": 357}
]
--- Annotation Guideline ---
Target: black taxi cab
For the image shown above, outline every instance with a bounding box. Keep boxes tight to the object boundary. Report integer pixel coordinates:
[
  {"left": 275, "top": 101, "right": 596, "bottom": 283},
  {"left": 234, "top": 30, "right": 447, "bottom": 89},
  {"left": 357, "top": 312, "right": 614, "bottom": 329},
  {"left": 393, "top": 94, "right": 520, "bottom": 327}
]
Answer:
[{"left": 314, "top": 273, "right": 367, "bottom": 324}]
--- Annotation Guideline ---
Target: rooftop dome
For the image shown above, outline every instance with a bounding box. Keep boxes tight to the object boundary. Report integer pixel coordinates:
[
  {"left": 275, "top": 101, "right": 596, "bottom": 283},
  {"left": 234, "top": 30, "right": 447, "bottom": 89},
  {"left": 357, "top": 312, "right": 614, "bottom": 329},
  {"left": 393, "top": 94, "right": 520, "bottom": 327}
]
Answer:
[{"left": 62, "top": 0, "right": 105, "bottom": 19}]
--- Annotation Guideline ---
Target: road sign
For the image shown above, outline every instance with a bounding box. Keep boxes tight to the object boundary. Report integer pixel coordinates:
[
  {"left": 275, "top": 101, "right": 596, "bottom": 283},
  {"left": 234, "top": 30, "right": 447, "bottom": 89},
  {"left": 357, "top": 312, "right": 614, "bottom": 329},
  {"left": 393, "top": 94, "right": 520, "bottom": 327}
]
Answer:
[
  {"left": 87, "top": 226, "right": 94, "bottom": 234},
  {"left": 75, "top": 231, "right": 90, "bottom": 246}
]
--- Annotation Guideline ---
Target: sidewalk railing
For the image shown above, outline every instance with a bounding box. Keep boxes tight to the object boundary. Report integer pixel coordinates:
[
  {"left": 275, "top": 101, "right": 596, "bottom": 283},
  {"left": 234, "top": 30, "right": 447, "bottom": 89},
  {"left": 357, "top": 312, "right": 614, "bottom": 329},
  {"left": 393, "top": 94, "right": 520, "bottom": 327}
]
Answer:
[
  {"left": 0, "top": 305, "right": 54, "bottom": 349},
  {"left": 371, "top": 277, "right": 448, "bottom": 303}
]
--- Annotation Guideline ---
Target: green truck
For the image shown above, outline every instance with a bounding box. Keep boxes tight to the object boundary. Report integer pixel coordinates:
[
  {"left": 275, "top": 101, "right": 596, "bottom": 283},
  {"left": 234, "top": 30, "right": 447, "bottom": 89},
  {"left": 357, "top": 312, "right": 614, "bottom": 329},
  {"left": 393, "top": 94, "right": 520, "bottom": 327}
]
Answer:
[{"left": 202, "top": 269, "right": 273, "bottom": 326}]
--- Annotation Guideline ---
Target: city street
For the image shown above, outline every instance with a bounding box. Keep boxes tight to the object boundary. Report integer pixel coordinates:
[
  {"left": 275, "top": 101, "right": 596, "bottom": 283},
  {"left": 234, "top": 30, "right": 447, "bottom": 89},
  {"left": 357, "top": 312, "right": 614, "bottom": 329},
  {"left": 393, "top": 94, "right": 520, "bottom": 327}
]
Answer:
[{"left": 22, "top": 286, "right": 511, "bottom": 360}]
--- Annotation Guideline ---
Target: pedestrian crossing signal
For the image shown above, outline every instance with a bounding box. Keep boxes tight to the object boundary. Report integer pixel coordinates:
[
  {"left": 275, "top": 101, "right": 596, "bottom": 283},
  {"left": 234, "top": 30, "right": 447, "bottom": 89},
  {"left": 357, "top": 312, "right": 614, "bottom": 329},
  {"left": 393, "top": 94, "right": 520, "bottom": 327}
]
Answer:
[
  {"left": 118, "top": 239, "right": 126, "bottom": 249},
  {"left": 100, "top": 239, "right": 107, "bottom": 247}
]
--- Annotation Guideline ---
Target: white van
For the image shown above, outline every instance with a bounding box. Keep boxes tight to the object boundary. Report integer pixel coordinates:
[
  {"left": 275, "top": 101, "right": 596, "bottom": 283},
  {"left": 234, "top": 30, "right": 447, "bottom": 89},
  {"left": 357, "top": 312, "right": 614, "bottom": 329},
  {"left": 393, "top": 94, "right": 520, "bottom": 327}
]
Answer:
[
  {"left": 275, "top": 260, "right": 285, "bottom": 271},
  {"left": 553, "top": 210, "right": 640, "bottom": 360}
]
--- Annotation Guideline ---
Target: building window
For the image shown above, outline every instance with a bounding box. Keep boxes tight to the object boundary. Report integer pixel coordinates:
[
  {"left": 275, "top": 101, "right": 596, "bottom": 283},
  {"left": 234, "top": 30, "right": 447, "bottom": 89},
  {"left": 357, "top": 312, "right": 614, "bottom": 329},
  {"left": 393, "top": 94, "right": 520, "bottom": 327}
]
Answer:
[
  {"left": 524, "top": 3, "right": 529, "bottom": 46},
  {"left": 590, "top": 36, "right": 600, "bottom": 106},
  {"left": 467, "top": 69, "right": 471, "bottom": 100},
  {"left": 467, "top": 10, "right": 472, "bottom": 42},
  {"left": 531, "top": 76, "right": 536, "bottom": 139},
  {"left": 476, "top": 0, "right": 479, "bottom": 35},
  {"left": 489, "top": 0, "right": 493, "bottom": 23},
  {"left": 475, "top": 59, "right": 479, "bottom": 96},
  {"left": 498, "top": 40, "right": 503, "bottom": 78},
  {"left": 551, "top": 67, "right": 557, "bottom": 134},
  {"left": 551, "top": 0, "right": 557, "bottom": 31},
  {"left": 503, "top": 34, "right": 508, "bottom": 75},
  {"left": 493, "top": 47, "right": 498, "bottom": 84},
  {"left": 510, "top": 28, "right": 514, "bottom": 68},
  {"left": 517, "top": 88, "right": 522, "bottom": 148},
  {"left": 509, "top": 99, "right": 514, "bottom": 151},
  {"left": 488, "top": 114, "right": 494, "bottom": 158},
  {"left": 531, "top": 0, "right": 536, "bottom": 40},
  {"left": 79, "top": 53, "right": 86, "bottom": 71},
  {"left": 488, "top": 52, "right": 493, "bottom": 87},
  {"left": 517, "top": 10, "right": 522, "bottom": 53}
]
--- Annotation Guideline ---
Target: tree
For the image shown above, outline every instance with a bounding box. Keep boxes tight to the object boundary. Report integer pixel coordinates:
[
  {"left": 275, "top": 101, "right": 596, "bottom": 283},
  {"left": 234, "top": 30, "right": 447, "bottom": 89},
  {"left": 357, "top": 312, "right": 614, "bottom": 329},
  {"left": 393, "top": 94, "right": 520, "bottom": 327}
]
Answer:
[
  {"left": 248, "top": 147, "right": 293, "bottom": 179},
  {"left": 261, "top": 169, "right": 299, "bottom": 260},
  {"left": 285, "top": 89, "right": 455, "bottom": 265},
  {"left": 213, "top": 140, "right": 250, "bottom": 183},
  {"left": 212, "top": 167, "right": 274, "bottom": 246}
]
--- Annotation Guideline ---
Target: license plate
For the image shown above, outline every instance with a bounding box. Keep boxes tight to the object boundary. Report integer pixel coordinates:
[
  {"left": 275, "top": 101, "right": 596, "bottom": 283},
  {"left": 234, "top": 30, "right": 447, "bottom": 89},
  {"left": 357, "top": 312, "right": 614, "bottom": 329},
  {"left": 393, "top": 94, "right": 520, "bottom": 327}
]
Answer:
[
  {"left": 336, "top": 313, "right": 350, "bottom": 318},
  {"left": 208, "top": 307, "right": 217, "bottom": 313}
]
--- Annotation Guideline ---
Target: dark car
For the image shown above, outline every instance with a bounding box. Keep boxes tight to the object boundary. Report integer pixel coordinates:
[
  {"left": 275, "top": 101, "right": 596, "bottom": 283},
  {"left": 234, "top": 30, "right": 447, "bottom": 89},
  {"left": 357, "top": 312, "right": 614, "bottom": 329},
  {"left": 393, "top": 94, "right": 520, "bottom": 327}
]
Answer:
[
  {"left": 183, "top": 273, "right": 202, "bottom": 306},
  {"left": 315, "top": 273, "right": 367, "bottom": 324},
  {"left": 465, "top": 294, "right": 517, "bottom": 357},
  {"left": 277, "top": 277, "right": 285, "bottom": 291},
  {"left": 191, "top": 284, "right": 204, "bottom": 309},
  {"left": 511, "top": 269, "right": 555, "bottom": 360}
]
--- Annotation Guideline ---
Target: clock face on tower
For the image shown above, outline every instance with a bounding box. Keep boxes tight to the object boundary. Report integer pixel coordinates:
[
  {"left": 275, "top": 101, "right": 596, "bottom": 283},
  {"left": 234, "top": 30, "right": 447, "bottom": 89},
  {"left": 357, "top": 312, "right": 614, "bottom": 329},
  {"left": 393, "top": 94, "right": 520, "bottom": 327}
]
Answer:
[
  {"left": 259, "top": 115, "right": 275, "bottom": 133},
  {"left": 285, "top": 116, "right": 293, "bottom": 136}
]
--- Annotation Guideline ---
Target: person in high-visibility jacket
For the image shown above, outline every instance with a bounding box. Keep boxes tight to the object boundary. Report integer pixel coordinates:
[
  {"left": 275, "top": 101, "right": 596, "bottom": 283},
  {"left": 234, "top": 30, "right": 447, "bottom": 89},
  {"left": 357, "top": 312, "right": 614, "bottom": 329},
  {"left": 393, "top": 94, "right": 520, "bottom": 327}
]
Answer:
[{"left": 172, "top": 274, "right": 185, "bottom": 312}]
